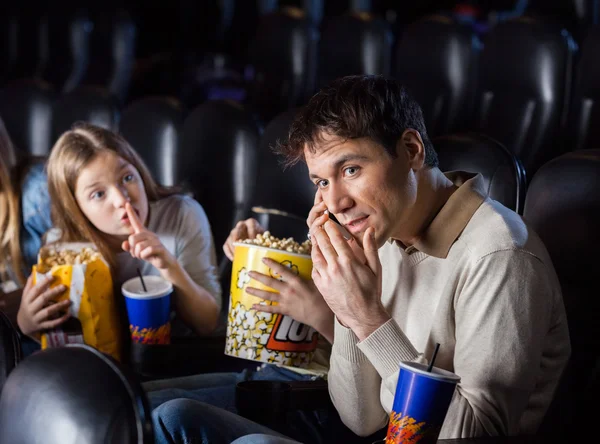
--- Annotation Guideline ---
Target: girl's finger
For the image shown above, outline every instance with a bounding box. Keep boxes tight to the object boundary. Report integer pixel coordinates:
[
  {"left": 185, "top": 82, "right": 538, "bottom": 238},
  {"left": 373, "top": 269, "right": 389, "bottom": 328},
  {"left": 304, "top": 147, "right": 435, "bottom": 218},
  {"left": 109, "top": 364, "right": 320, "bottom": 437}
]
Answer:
[
  {"left": 34, "top": 299, "right": 71, "bottom": 323},
  {"left": 31, "top": 286, "right": 68, "bottom": 313},
  {"left": 139, "top": 246, "right": 160, "bottom": 261},
  {"left": 126, "top": 202, "right": 145, "bottom": 233},
  {"left": 246, "top": 287, "right": 281, "bottom": 302},
  {"left": 134, "top": 240, "right": 151, "bottom": 258},
  {"left": 122, "top": 240, "right": 130, "bottom": 252},
  {"left": 38, "top": 310, "right": 71, "bottom": 330},
  {"left": 28, "top": 276, "right": 54, "bottom": 303}
]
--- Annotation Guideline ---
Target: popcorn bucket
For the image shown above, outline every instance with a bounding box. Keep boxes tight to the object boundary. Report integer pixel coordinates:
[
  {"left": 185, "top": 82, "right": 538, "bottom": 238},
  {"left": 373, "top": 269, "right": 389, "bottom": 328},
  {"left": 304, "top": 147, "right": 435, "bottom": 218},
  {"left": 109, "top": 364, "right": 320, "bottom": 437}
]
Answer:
[{"left": 225, "top": 242, "right": 317, "bottom": 368}]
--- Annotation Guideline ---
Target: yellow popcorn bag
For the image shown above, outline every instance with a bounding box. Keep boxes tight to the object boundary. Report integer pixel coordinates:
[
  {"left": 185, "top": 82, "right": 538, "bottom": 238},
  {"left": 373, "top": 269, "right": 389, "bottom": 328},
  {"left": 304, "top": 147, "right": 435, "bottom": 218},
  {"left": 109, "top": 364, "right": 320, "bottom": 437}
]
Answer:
[
  {"left": 225, "top": 233, "right": 317, "bottom": 368},
  {"left": 33, "top": 243, "right": 122, "bottom": 362}
]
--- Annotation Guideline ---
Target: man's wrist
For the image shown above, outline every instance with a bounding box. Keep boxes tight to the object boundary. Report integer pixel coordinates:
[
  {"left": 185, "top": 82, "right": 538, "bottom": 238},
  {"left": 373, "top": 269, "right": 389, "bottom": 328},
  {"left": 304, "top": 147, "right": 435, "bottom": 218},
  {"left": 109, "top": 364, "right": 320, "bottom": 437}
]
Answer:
[{"left": 350, "top": 309, "right": 391, "bottom": 342}]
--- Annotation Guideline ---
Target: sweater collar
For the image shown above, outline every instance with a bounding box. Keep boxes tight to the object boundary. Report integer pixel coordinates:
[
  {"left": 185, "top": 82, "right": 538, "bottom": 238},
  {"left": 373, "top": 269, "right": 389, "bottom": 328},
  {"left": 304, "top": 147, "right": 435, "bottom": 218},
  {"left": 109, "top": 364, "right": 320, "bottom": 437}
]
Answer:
[{"left": 390, "top": 171, "right": 487, "bottom": 259}]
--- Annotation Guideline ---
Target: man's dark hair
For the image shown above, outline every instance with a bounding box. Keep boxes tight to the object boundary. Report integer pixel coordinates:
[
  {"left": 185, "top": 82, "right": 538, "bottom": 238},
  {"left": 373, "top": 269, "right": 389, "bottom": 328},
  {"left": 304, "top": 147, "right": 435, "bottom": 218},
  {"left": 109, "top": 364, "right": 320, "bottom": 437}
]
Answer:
[{"left": 275, "top": 75, "right": 438, "bottom": 168}]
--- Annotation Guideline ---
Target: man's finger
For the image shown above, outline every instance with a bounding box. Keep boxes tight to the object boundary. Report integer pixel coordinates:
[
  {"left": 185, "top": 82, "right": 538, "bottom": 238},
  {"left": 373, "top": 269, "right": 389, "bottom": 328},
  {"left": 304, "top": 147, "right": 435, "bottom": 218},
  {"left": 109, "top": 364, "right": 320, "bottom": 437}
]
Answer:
[
  {"left": 363, "top": 227, "right": 380, "bottom": 275},
  {"left": 251, "top": 303, "right": 285, "bottom": 315},
  {"left": 126, "top": 202, "right": 145, "bottom": 233},
  {"left": 246, "top": 287, "right": 281, "bottom": 302},
  {"left": 262, "top": 258, "right": 300, "bottom": 281},
  {"left": 323, "top": 221, "right": 353, "bottom": 257},
  {"left": 248, "top": 271, "right": 285, "bottom": 292}
]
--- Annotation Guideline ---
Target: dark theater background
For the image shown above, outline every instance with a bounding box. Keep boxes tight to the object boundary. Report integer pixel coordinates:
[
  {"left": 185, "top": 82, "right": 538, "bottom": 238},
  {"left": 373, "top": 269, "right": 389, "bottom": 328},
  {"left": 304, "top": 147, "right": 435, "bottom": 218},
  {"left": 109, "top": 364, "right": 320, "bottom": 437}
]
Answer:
[{"left": 0, "top": 1, "right": 599, "bottom": 443}]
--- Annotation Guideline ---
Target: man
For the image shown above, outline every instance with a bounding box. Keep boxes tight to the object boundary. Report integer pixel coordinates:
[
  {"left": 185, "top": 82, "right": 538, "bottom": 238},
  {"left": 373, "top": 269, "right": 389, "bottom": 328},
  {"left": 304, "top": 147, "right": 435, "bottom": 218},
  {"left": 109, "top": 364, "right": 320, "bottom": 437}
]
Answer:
[
  {"left": 284, "top": 74, "right": 570, "bottom": 438},
  {"left": 153, "top": 75, "right": 570, "bottom": 443}
]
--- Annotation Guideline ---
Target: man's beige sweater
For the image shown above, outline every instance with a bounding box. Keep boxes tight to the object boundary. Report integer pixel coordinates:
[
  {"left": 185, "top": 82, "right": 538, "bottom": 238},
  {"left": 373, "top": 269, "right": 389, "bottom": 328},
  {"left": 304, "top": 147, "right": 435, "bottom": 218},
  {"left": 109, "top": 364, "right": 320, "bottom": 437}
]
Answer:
[{"left": 327, "top": 172, "right": 571, "bottom": 439}]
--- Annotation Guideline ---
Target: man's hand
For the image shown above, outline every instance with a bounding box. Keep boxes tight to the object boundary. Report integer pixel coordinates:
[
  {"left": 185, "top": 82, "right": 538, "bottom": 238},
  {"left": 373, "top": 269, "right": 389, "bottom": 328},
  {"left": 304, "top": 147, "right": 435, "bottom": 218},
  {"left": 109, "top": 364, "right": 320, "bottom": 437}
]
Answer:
[
  {"left": 121, "top": 202, "right": 176, "bottom": 271},
  {"left": 246, "top": 257, "right": 334, "bottom": 343},
  {"left": 223, "top": 218, "right": 265, "bottom": 261},
  {"left": 310, "top": 218, "right": 390, "bottom": 341}
]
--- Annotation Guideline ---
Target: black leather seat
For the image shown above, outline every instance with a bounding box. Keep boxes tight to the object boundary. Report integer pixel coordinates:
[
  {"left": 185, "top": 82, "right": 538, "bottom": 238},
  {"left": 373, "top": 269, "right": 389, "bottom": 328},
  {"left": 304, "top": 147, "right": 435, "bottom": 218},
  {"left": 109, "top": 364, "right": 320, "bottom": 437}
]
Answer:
[
  {"left": 251, "top": 107, "right": 316, "bottom": 240},
  {"left": 41, "top": 11, "right": 93, "bottom": 93},
  {"left": 472, "top": 16, "right": 575, "bottom": 176},
  {"left": 434, "top": 132, "right": 526, "bottom": 213},
  {"left": 567, "top": 25, "right": 600, "bottom": 151},
  {"left": 318, "top": 11, "right": 393, "bottom": 89},
  {"left": 0, "top": 79, "right": 56, "bottom": 156},
  {"left": 0, "top": 344, "right": 153, "bottom": 444},
  {"left": 523, "top": 149, "right": 600, "bottom": 438},
  {"left": 119, "top": 96, "right": 186, "bottom": 187},
  {"left": 247, "top": 7, "right": 318, "bottom": 122},
  {"left": 52, "top": 86, "right": 120, "bottom": 141},
  {"left": 181, "top": 100, "right": 260, "bottom": 267},
  {"left": 395, "top": 15, "right": 479, "bottom": 136},
  {"left": 0, "top": 311, "right": 21, "bottom": 395},
  {"left": 82, "top": 8, "right": 136, "bottom": 104}
]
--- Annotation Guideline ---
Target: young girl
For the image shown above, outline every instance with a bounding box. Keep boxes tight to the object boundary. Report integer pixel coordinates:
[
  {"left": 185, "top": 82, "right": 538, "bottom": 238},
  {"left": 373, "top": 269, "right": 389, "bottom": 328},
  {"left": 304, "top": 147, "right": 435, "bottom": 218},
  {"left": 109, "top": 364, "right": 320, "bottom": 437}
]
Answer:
[{"left": 17, "top": 123, "right": 221, "bottom": 340}]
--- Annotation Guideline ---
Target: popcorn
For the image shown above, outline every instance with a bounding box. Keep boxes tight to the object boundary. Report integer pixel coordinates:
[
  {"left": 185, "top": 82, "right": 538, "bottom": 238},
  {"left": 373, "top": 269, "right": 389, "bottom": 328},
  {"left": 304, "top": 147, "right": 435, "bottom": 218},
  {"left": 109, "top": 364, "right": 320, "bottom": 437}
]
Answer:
[
  {"left": 37, "top": 246, "right": 101, "bottom": 273},
  {"left": 241, "top": 231, "right": 311, "bottom": 255}
]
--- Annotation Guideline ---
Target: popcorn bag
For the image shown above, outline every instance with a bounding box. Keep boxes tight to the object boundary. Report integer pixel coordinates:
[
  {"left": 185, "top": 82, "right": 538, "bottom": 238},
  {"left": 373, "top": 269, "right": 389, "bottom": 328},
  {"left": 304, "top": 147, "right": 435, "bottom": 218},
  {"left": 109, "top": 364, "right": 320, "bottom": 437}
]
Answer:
[
  {"left": 225, "top": 233, "right": 317, "bottom": 368},
  {"left": 33, "top": 243, "right": 122, "bottom": 362}
]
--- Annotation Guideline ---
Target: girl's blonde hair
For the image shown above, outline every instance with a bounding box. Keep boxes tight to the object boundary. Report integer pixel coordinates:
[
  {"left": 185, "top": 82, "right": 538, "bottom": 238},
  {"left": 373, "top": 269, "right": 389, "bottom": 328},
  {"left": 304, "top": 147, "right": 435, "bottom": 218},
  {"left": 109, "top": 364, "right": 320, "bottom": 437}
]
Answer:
[
  {"left": 0, "top": 118, "right": 24, "bottom": 284},
  {"left": 47, "top": 122, "right": 178, "bottom": 269}
]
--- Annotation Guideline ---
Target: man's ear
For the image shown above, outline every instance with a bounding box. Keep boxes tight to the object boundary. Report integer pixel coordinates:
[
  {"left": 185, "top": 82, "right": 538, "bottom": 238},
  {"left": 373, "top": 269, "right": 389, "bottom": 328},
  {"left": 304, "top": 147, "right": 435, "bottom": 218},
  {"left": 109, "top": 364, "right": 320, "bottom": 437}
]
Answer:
[{"left": 397, "top": 129, "right": 425, "bottom": 171}]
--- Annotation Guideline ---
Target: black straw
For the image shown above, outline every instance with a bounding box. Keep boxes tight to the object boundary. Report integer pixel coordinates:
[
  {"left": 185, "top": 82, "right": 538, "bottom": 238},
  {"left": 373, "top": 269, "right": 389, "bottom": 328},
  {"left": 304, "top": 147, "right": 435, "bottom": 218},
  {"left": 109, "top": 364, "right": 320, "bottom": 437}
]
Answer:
[
  {"left": 136, "top": 267, "right": 147, "bottom": 292},
  {"left": 427, "top": 343, "right": 441, "bottom": 372}
]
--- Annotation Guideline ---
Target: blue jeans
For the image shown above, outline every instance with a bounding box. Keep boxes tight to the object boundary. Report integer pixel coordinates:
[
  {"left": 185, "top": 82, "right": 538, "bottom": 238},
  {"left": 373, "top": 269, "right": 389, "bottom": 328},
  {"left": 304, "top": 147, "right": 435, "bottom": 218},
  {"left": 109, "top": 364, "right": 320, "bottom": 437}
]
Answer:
[
  {"left": 149, "top": 365, "right": 338, "bottom": 444},
  {"left": 153, "top": 399, "right": 289, "bottom": 444},
  {"left": 231, "top": 434, "right": 301, "bottom": 444}
]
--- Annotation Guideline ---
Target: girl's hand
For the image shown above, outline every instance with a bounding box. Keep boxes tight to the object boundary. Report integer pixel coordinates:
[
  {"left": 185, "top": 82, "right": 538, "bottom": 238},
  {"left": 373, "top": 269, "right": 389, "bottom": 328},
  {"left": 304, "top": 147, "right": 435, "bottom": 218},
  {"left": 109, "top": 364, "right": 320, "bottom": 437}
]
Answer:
[
  {"left": 223, "top": 218, "right": 265, "bottom": 261},
  {"left": 17, "top": 274, "right": 70, "bottom": 337},
  {"left": 121, "top": 202, "right": 176, "bottom": 271}
]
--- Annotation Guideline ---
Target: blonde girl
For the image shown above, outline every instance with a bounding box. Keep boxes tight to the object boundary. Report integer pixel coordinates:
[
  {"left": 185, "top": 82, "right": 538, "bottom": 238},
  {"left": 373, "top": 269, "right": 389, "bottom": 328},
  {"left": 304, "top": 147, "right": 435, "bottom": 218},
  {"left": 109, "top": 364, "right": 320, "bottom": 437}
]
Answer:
[
  {"left": 0, "top": 117, "right": 52, "bottom": 291},
  {"left": 17, "top": 123, "right": 221, "bottom": 339}
]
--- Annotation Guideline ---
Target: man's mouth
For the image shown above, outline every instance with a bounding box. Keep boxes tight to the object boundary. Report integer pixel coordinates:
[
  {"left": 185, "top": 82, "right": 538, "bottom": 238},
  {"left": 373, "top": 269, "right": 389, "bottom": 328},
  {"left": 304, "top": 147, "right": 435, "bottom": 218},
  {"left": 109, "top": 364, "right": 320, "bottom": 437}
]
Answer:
[{"left": 344, "top": 216, "right": 369, "bottom": 234}]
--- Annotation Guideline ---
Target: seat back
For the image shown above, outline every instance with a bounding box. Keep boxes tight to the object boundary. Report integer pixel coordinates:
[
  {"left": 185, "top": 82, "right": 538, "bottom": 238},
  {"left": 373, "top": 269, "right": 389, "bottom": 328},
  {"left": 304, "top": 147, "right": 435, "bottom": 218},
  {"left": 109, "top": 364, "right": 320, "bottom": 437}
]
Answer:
[
  {"left": 318, "top": 12, "right": 393, "bottom": 89},
  {"left": 473, "top": 17, "right": 575, "bottom": 176},
  {"left": 568, "top": 25, "right": 600, "bottom": 151},
  {"left": 0, "top": 79, "right": 56, "bottom": 156},
  {"left": 119, "top": 96, "right": 185, "bottom": 188},
  {"left": 434, "top": 132, "right": 526, "bottom": 213},
  {"left": 181, "top": 100, "right": 260, "bottom": 264},
  {"left": 0, "top": 311, "right": 21, "bottom": 395},
  {"left": 84, "top": 9, "right": 136, "bottom": 104},
  {"left": 252, "top": 107, "right": 316, "bottom": 240},
  {"left": 41, "top": 11, "right": 93, "bottom": 93},
  {"left": 248, "top": 7, "right": 318, "bottom": 122},
  {"left": 523, "top": 149, "right": 600, "bottom": 437},
  {"left": 52, "top": 86, "right": 120, "bottom": 140},
  {"left": 395, "top": 15, "right": 479, "bottom": 136},
  {"left": 0, "top": 344, "right": 153, "bottom": 444}
]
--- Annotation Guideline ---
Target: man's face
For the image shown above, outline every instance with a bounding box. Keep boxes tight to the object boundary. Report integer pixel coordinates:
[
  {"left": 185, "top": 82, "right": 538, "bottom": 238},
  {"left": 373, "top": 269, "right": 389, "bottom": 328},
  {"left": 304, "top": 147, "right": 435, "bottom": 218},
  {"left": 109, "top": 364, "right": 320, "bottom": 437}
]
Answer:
[{"left": 305, "top": 133, "right": 419, "bottom": 247}]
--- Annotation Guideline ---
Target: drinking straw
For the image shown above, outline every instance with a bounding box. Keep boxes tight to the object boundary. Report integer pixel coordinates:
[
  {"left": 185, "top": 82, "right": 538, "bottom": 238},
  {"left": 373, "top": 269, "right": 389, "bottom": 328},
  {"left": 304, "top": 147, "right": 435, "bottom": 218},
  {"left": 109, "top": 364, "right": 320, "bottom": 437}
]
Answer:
[
  {"left": 136, "top": 267, "right": 148, "bottom": 292},
  {"left": 427, "top": 343, "right": 441, "bottom": 372}
]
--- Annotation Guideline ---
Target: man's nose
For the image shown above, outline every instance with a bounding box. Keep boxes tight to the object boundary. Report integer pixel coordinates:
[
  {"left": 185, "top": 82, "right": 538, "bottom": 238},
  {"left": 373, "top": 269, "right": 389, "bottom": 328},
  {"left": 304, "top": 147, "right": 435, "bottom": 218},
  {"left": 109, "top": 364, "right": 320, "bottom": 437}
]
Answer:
[{"left": 325, "top": 183, "right": 353, "bottom": 215}]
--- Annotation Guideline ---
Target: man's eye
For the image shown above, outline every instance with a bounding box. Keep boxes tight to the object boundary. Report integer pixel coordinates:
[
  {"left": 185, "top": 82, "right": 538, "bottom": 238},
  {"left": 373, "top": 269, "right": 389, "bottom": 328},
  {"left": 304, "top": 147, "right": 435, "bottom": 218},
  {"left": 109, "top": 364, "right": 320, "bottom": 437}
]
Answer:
[
  {"left": 123, "top": 174, "right": 134, "bottom": 183},
  {"left": 316, "top": 179, "right": 329, "bottom": 188},
  {"left": 344, "top": 166, "right": 359, "bottom": 176},
  {"left": 91, "top": 190, "right": 105, "bottom": 200}
]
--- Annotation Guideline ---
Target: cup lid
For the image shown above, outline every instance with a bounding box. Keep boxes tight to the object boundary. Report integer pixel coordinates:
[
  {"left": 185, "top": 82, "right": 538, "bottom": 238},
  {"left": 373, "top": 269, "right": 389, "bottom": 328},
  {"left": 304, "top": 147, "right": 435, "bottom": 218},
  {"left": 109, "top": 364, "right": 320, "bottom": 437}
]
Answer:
[
  {"left": 399, "top": 361, "right": 461, "bottom": 383},
  {"left": 122, "top": 275, "right": 173, "bottom": 299}
]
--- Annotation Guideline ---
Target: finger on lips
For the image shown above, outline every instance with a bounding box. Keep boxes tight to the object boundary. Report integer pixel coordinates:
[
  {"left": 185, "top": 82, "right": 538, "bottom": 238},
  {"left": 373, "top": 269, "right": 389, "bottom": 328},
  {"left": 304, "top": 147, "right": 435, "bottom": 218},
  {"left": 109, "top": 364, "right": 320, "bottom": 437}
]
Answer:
[{"left": 126, "top": 202, "right": 145, "bottom": 233}]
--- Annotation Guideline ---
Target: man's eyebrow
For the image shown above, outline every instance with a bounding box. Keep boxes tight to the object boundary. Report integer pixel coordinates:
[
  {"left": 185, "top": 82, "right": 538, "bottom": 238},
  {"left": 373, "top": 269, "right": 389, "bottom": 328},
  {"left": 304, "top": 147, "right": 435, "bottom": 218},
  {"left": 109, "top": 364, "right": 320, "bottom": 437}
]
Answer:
[{"left": 309, "top": 154, "right": 369, "bottom": 180}]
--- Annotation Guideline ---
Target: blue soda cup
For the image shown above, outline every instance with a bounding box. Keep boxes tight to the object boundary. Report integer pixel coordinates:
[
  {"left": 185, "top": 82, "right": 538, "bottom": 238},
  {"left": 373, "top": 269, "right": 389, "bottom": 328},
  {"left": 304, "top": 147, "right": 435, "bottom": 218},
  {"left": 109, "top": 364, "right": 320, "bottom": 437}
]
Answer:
[
  {"left": 386, "top": 361, "right": 460, "bottom": 444},
  {"left": 122, "top": 276, "right": 172, "bottom": 345}
]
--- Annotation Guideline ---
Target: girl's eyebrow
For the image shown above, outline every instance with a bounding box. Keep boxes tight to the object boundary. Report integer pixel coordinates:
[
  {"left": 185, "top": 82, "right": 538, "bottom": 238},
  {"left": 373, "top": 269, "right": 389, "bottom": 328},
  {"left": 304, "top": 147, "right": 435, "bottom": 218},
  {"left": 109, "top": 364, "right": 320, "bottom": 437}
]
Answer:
[{"left": 84, "top": 181, "right": 101, "bottom": 191}]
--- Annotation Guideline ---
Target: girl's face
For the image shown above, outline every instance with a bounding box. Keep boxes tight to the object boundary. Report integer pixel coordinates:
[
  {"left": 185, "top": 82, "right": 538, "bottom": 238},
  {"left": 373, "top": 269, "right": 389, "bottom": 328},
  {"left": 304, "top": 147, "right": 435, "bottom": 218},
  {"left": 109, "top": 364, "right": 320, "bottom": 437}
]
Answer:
[{"left": 75, "top": 151, "right": 149, "bottom": 240}]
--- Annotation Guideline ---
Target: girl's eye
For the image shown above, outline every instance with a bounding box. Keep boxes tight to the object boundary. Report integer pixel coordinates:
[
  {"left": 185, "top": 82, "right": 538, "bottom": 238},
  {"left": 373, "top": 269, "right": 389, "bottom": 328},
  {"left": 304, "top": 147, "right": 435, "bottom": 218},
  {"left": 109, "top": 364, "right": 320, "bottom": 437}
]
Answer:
[
  {"left": 91, "top": 190, "right": 105, "bottom": 200},
  {"left": 316, "top": 179, "right": 329, "bottom": 189},
  {"left": 344, "top": 166, "right": 359, "bottom": 176},
  {"left": 123, "top": 174, "right": 135, "bottom": 183}
]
